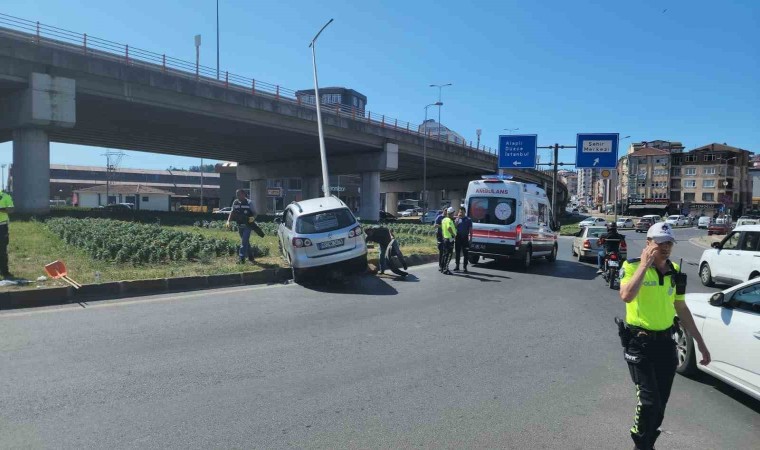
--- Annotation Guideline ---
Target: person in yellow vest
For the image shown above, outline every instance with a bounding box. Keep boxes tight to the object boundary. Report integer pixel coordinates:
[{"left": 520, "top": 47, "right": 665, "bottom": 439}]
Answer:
[
  {"left": 440, "top": 207, "right": 457, "bottom": 275},
  {"left": 619, "top": 222, "right": 710, "bottom": 450},
  {"left": 0, "top": 190, "right": 14, "bottom": 279}
]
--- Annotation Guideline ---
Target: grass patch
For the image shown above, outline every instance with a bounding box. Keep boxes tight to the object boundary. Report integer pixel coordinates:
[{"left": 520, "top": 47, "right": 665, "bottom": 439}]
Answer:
[{"left": 2, "top": 219, "right": 440, "bottom": 292}]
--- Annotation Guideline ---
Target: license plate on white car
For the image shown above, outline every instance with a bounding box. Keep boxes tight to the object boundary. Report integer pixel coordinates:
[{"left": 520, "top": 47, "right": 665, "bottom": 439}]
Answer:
[
  {"left": 318, "top": 238, "right": 344, "bottom": 250},
  {"left": 608, "top": 260, "right": 619, "bottom": 267},
  {"left": 471, "top": 243, "right": 486, "bottom": 250}
]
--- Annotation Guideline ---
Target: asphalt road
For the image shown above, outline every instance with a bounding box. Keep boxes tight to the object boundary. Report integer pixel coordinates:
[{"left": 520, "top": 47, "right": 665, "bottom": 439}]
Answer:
[{"left": 1, "top": 226, "right": 758, "bottom": 449}]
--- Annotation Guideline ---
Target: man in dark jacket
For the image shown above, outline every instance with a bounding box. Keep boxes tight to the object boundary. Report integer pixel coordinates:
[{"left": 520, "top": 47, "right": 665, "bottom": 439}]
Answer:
[
  {"left": 365, "top": 226, "right": 393, "bottom": 274},
  {"left": 226, "top": 189, "right": 257, "bottom": 264}
]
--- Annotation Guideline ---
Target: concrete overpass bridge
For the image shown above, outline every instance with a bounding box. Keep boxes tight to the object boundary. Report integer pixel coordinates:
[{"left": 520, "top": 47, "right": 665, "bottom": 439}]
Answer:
[{"left": 0, "top": 13, "right": 566, "bottom": 218}]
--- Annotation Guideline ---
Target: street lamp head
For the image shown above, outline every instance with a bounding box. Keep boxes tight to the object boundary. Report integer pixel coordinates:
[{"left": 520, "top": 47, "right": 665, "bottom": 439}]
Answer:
[{"left": 435, "top": 101, "right": 443, "bottom": 106}]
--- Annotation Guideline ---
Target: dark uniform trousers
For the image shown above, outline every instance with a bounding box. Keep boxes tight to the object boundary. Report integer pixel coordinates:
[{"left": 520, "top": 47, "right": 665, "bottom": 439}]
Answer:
[
  {"left": 454, "top": 235, "right": 469, "bottom": 268},
  {"left": 0, "top": 223, "right": 9, "bottom": 276},
  {"left": 625, "top": 333, "right": 678, "bottom": 450}
]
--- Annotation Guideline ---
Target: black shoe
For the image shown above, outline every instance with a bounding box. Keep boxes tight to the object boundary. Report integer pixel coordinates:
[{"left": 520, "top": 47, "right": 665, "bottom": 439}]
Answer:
[
  {"left": 443, "top": 270, "right": 453, "bottom": 275},
  {"left": 463, "top": 267, "right": 468, "bottom": 273},
  {"left": 237, "top": 258, "right": 246, "bottom": 265},
  {"left": 453, "top": 266, "right": 460, "bottom": 272}
]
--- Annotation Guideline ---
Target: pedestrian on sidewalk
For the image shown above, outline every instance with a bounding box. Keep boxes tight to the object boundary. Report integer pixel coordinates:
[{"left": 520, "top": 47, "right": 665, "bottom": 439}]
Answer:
[
  {"left": 619, "top": 222, "right": 710, "bottom": 450},
  {"left": 226, "top": 189, "right": 257, "bottom": 264},
  {"left": 0, "top": 189, "right": 14, "bottom": 279},
  {"left": 454, "top": 207, "right": 473, "bottom": 273},
  {"left": 440, "top": 207, "right": 457, "bottom": 275}
]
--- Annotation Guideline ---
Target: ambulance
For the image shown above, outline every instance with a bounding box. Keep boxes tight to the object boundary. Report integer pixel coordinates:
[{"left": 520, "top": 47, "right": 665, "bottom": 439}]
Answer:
[{"left": 464, "top": 176, "right": 559, "bottom": 270}]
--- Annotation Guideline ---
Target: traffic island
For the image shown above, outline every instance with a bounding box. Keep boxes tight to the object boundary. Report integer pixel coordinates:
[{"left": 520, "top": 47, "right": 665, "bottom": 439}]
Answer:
[{"left": 0, "top": 254, "right": 439, "bottom": 311}]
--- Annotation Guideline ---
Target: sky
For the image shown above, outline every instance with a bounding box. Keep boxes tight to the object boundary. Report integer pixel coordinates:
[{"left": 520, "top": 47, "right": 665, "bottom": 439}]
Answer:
[{"left": 1, "top": 0, "right": 758, "bottom": 172}]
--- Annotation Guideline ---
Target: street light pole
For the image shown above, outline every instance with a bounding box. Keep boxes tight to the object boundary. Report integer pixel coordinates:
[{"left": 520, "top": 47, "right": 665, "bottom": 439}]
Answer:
[
  {"left": 422, "top": 101, "right": 442, "bottom": 218},
  {"left": 194, "top": 34, "right": 201, "bottom": 80},
  {"left": 309, "top": 18, "right": 334, "bottom": 198},
  {"left": 613, "top": 136, "right": 631, "bottom": 222},
  {"left": 216, "top": 0, "right": 220, "bottom": 80},
  {"left": 430, "top": 83, "right": 452, "bottom": 141}
]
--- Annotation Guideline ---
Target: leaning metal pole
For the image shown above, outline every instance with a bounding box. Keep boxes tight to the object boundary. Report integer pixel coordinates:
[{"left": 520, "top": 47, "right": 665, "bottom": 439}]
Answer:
[{"left": 309, "top": 19, "right": 333, "bottom": 198}]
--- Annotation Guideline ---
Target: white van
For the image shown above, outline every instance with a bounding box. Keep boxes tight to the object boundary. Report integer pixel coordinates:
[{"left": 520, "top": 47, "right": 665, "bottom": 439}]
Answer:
[{"left": 464, "top": 177, "right": 558, "bottom": 270}]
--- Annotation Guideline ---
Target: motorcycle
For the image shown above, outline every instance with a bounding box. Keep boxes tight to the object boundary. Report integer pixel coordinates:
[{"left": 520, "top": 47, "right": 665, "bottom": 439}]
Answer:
[{"left": 601, "top": 250, "right": 622, "bottom": 289}]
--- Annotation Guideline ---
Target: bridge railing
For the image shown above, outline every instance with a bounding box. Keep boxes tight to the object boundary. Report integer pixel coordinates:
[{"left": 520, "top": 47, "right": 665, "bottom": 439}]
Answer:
[{"left": 0, "top": 12, "right": 499, "bottom": 157}]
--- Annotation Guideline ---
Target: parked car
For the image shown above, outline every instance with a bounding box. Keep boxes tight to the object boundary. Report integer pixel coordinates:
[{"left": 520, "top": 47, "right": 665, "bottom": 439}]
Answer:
[
  {"left": 708, "top": 221, "right": 730, "bottom": 236},
  {"left": 420, "top": 210, "right": 440, "bottom": 224},
  {"left": 675, "top": 278, "right": 760, "bottom": 401},
  {"left": 699, "top": 225, "right": 760, "bottom": 286},
  {"left": 579, "top": 217, "right": 606, "bottom": 227},
  {"left": 735, "top": 216, "right": 760, "bottom": 228},
  {"left": 666, "top": 215, "right": 688, "bottom": 226},
  {"left": 276, "top": 197, "right": 367, "bottom": 284},
  {"left": 635, "top": 214, "right": 661, "bottom": 233},
  {"left": 572, "top": 226, "right": 614, "bottom": 262},
  {"left": 698, "top": 216, "right": 713, "bottom": 229},
  {"left": 399, "top": 210, "right": 415, "bottom": 217},
  {"left": 615, "top": 217, "right": 635, "bottom": 228},
  {"left": 99, "top": 203, "right": 133, "bottom": 211},
  {"left": 213, "top": 207, "right": 232, "bottom": 215}
]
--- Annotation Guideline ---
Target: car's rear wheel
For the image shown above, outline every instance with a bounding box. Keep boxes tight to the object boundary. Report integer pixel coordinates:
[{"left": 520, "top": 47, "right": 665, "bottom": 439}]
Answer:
[
  {"left": 675, "top": 323, "right": 697, "bottom": 375},
  {"left": 700, "top": 263, "right": 714, "bottom": 287},
  {"left": 547, "top": 245, "right": 557, "bottom": 262}
]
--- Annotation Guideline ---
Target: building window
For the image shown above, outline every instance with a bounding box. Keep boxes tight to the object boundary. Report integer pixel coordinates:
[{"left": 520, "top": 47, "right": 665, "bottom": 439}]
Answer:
[
  {"left": 703, "top": 167, "right": 716, "bottom": 175},
  {"left": 684, "top": 155, "right": 697, "bottom": 162},
  {"left": 321, "top": 93, "right": 342, "bottom": 104},
  {"left": 670, "top": 167, "right": 681, "bottom": 177},
  {"left": 702, "top": 193, "right": 715, "bottom": 201},
  {"left": 703, "top": 179, "right": 716, "bottom": 188},
  {"left": 288, "top": 178, "right": 302, "bottom": 191},
  {"left": 142, "top": 196, "right": 149, "bottom": 202},
  {"left": 671, "top": 156, "right": 682, "bottom": 165},
  {"left": 267, "top": 179, "right": 283, "bottom": 188},
  {"left": 684, "top": 180, "right": 696, "bottom": 188},
  {"left": 683, "top": 193, "right": 695, "bottom": 201},
  {"left": 637, "top": 182, "right": 646, "bottom": 188},
  {"left": 684, "top": 168, "right": 696, "bottom": 176},
  {"left": 704, "top": 153, "right": 716, "bottom": 162}
]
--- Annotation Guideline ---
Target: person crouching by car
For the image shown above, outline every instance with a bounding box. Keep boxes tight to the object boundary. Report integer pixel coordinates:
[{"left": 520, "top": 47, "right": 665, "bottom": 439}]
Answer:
[
  {"left": 226, "top": 189, "right": 257, "bottom": 264},
  {"left": 365, "top": 226, "right": 393, "bottom": 275}
]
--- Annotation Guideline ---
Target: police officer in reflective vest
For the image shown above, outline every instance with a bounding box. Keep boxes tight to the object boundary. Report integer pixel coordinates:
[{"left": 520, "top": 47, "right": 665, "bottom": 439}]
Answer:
[
  {"left": 0, "top": 189, "right": 14, "bottom": 279},
  {"left": 619, "top": 222, "right": 711, "bottom": 450},
  {"left": 226, "top": 189, "right": 257, "bottom": 264}
]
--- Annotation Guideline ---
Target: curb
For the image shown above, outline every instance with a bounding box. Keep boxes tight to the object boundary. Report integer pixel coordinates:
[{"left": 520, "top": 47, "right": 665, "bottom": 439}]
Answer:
[{"left": 0, "top": 255, "right": 437, "bottom": 311}]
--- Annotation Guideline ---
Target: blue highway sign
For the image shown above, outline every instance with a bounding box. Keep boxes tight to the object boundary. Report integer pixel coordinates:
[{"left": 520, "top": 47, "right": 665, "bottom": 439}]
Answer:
[
  {"left": 498, "top": 134, "right": 537, "bottom": 169},
  {"left": 576, "top": 133, "right": 619, "bottom": 168}
]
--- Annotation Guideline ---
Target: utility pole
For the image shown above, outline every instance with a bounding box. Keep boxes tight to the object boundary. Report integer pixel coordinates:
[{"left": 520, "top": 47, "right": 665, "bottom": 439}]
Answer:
[
  {"left": 537, "top": 143, "right": 576, "bottom": 224},
  {"left": 216, "top": 0, "right": 220, "bottom": 80}
]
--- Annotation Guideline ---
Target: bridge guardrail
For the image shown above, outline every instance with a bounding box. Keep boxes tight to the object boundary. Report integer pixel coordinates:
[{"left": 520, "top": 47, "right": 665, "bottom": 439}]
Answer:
[{"left": 0, "top": 12, "right": 501, "bottom": 157}]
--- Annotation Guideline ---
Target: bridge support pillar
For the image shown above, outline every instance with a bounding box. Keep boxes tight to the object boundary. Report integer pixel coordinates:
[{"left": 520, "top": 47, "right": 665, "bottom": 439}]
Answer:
[
  {"left": 449, "top": 190, "right": 463, "bottom": 210},
  {"left": 249, "top": 179, "right": 268, "bottom": 217},
  {"left": 1, "top": 73, "right": 76, "bottom": 214},
  {"left": 12, "top": 128, "right": 50, "bottom": 214},
  {"left": 384, "top": 192, "right": 398, "bottom": 215},
  {"left": 359, "top": 171, "right": 380, "bottom": 222},
  {"left": 302, "top": 177, "right": 322, "bottom": 201},
  {"left": 426, "top": 190, "right": 443, "bottom": 212}
]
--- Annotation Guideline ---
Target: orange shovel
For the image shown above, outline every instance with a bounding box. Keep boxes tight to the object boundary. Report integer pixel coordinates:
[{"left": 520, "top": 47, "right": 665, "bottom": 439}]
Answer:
[{"left": 44, "top": 260, "right": 82, "bottom": 289}]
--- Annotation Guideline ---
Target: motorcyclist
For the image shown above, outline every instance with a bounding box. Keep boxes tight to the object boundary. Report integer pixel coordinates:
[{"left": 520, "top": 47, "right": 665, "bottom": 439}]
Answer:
[{"left": 597, "top": 222, "right": 624, "bottom": 274}]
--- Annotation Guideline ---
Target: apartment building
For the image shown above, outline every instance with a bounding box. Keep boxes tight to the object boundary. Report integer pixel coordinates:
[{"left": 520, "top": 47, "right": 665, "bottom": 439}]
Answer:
[
  {"left": 671, "top": 143, "right": 752, "bottom": 217},
  {"left": 577, "top": 168, "right": 599, "bottom": 205},
  {"left": 558, "top": 170, "right": 578, "bottom": 199},
  {"left": 619, "top": 147, "right": 671, "bottom": 214}
]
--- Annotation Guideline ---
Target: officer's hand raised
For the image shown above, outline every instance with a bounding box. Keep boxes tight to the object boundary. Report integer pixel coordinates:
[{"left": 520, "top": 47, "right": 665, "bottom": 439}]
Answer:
[{"left": 641, "top": 245, "right": 657, "bottom": 267}]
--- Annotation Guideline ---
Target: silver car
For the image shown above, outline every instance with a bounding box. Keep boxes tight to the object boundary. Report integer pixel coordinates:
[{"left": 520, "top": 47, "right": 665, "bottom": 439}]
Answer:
[
  {"left": 571, "top": 226, "right": 627, "bottom": 262},
  {"left": 277, "top": 197, "right": 367, "bottom": 283}
]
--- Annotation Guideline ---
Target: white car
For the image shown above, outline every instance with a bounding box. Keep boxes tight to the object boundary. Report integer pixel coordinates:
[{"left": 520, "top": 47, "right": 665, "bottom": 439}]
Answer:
[
  {"left": 399, "top": 210, "right": 415, "bottom": 217},
  {"left": 699, "top": 225, "right": 760, "bottom": 287},
  {"left": 277, "top": 197, "right": 367, "bottom": 283},
  {"left": 578, "top": 217, "right": 607, "bottom": 227},
  {"left": 666, "top": 215, "right": 688, "bottom": 226},
  {"left": 675, "top": 278, "right": 760, "bottom": 400},
  {"left": 616, "top": 218, "right": 634, "bottom": 228},
  {"left": 571, "top": 226, "right": 627, "bottom": 262},
  {"left": 698, "top": 216, "right": 713, "bottom": 229},
  {"left": 213, "top": 207, "right": 232, "bottom": 215}
]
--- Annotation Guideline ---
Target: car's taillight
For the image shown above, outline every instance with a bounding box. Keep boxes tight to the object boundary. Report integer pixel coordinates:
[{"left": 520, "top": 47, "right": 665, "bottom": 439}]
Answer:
[
  {"left": 583, "top": 240, "right": 591, "bottom": 249},
  {"left": 609, "top": 253, "right": 619, "bottom": 261},
  {"left": 348, "top": 225, "right": 362, "bottom": 238},
  {"left": 620, "top": 240, "right": 627, "bottom": 250},
  {"left": 292, "top": 237, "right": 313, "bottom": 248},
  {"left": 515, "top": 224, "right": 523, "bottom": 245}
]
